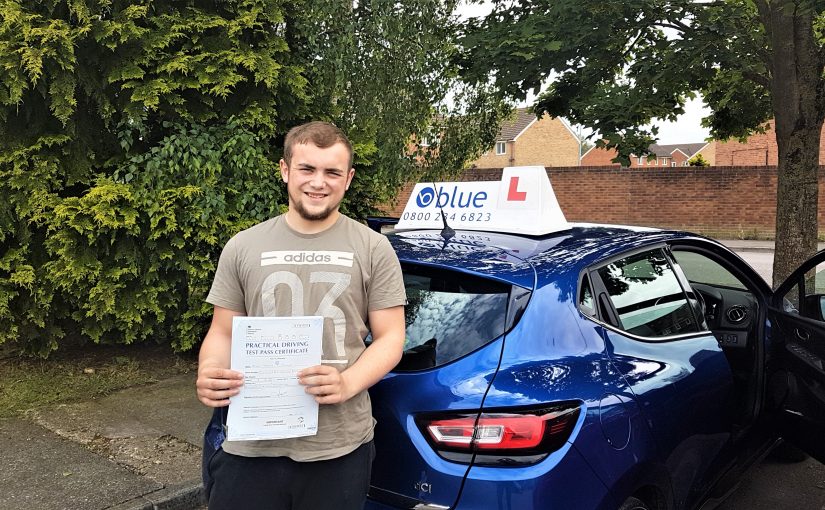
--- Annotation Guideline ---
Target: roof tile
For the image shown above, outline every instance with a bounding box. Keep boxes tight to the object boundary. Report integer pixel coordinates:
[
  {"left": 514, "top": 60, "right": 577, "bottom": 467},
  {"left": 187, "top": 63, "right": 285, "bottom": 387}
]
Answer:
[
  {"left": 647, "top": 142, "right": 706, "bottom": 157},
  {"left": 497, "top": 108, "right": 538, "bottom": 141}
]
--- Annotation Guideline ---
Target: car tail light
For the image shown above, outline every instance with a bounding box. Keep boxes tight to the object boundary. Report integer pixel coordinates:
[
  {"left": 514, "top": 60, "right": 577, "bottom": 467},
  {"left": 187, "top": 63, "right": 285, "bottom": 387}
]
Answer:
[{"left": 417, "top": 403, "right": 581, "bottom": 466}]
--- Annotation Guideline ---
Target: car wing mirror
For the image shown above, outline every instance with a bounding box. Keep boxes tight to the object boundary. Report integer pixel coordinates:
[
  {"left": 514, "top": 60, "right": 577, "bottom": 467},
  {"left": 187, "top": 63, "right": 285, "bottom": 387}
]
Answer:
[{"left": 801, "top": 294, "right": 825, "bottom": 321}]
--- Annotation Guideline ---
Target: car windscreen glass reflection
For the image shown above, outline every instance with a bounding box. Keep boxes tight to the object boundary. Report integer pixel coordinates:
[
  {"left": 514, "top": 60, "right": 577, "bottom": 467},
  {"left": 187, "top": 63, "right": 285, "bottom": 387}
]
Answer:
[{"left": 397, "top": 265, "right": 510, "bottom": 371}]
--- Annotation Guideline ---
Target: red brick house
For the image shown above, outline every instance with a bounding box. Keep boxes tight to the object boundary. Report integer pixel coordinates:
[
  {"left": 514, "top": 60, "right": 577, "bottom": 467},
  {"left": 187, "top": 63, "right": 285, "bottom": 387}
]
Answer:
[
  {"left": 713, "top": 120, "right": 825, "bottom": 166},
  {"left": 581, "top": 142, "right": 712, "bottom": 167}
]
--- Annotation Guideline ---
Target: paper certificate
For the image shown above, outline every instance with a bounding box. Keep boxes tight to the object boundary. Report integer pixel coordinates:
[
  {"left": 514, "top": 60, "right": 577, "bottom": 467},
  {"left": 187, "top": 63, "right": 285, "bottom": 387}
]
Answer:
[{"left": 226, "top": 316, "right": 323, "bottom": 441}]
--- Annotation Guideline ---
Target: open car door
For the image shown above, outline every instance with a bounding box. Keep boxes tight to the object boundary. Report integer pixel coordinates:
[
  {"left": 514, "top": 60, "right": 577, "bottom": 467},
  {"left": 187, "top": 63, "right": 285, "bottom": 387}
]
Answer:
[{"left": 768, "top": 250, "right": 825, "bottom": 463}]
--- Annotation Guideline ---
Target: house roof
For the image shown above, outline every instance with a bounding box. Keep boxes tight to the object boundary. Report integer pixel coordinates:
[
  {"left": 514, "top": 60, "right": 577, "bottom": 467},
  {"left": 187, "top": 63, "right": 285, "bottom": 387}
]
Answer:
[
  {"left": 497, "top": 109, "right": 538, "bottom": 141},
  {"left": 647, "top": 143, "right": 707, "bottom": 158}
]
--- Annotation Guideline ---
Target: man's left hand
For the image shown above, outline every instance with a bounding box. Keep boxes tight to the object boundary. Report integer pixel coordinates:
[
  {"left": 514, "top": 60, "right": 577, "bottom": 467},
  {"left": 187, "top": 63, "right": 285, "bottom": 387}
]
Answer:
[{"left": 298, "top": 365, "right": 353, "bottom": 404}]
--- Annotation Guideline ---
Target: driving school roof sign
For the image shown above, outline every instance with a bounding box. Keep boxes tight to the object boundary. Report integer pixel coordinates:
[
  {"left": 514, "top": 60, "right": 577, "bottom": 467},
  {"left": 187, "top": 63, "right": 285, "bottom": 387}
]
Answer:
[{"left": 396, "top": 166, "right": 568, "bottom": 236}]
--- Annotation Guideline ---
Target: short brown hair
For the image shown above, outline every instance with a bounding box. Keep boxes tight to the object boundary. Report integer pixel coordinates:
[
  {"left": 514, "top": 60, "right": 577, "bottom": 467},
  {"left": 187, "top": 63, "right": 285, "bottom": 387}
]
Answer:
[{"left": 283, "top": 121, "right": 353, "bottom": 169}]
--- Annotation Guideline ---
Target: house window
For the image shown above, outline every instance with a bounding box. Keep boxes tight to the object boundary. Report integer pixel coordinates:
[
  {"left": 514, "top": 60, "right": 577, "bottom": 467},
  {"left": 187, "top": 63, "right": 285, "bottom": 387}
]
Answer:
[
  {"left": 637, "top": 156, "right": 644, "bottom": 165},
  {"left": 671, "top": 161, "right": 677, "bottom": 167},
  {"left": 660, "top": 158, "right": 669, "bottom": 166},
  {"left": 495, "top": 141, "right": 506, "bottom": 155}
]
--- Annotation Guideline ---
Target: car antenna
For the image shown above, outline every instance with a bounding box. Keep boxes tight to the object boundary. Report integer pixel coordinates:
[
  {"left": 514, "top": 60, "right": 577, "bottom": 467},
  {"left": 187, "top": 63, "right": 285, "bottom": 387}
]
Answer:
[{"left": 432, "top": 181, "right": 455, "bottom": 243}]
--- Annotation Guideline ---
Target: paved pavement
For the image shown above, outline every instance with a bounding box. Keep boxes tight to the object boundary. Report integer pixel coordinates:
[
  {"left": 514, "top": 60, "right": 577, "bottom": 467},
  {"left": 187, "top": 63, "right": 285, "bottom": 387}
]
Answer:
[
  {"left": 1, "top": 373, "right": 210, "bottom": 510},
  {"left": 718, "top": 239, "right": 825, "bottom": 284},
  {"left": 2, "top": 238, "right": 822, "bottom": 510}
]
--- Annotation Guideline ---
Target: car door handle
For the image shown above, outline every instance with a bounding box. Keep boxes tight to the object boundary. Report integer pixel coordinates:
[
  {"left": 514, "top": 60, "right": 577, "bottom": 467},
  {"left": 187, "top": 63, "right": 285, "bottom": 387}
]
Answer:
[{"left": 795, "top": 328, "right": 810, "bottom": 341}]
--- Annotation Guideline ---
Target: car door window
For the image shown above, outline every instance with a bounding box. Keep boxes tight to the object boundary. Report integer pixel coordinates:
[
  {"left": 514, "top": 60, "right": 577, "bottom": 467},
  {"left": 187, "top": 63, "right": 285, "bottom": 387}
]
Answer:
[
  {"left": 781, "top": 261, "right": 825, "bottom": 320},
  {"left": 670, "top": 251, "right": 747, "bottom": 290},
  {"left": 670, "top": 248, "right": 758, "bottom": 346},
  {"left": 595, "top": 249, "right": 700, "bottom": 338}
]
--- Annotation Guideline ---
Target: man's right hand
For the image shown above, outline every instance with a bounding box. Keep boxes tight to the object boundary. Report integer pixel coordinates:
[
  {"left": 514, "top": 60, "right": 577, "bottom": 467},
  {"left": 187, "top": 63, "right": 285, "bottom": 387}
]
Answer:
[
  {"left": 196, "top": 367, "right": 244, "bottom": 407},
  {"left": 197, "top": 306, "right": 246, "bottom": 407}
]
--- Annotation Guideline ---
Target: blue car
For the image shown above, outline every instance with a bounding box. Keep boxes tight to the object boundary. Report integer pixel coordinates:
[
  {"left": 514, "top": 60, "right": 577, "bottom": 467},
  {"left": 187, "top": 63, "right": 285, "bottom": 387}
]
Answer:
[
  {"left": 202, "top": 168, "right": 825, "bottom": 510},
  {"left": 362, "top": 169, "right": 825, "bottom": 510}
]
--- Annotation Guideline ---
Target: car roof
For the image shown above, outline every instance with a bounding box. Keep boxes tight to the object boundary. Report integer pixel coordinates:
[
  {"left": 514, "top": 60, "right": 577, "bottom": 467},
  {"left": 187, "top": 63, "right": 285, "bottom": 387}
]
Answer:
[{"left": 388, "top": 223, "right": 706, "bottom": 289}]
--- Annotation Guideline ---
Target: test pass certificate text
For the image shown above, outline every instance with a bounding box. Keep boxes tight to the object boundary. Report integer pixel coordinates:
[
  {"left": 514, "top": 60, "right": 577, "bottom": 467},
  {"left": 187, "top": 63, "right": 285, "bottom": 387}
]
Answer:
[{"left": 226, "top": 316, "right": 323, "bottom": 441}]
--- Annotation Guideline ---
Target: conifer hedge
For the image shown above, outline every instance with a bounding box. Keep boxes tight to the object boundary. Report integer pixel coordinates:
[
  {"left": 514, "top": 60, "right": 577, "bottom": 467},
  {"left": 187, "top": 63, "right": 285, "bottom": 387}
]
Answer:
[{"left": 0, "top": 0, "right": 507, "bottom": 355}]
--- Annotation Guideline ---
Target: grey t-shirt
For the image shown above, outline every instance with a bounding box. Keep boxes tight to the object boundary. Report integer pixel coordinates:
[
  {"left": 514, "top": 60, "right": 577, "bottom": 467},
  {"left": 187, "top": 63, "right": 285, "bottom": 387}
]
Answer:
[{"left": 206, "top": 214, "right": 406, "bottom": 461}]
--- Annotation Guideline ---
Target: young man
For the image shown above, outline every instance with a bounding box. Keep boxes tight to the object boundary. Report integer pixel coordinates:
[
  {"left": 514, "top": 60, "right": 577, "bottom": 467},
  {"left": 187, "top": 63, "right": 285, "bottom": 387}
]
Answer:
[{"left": 196, "top": 121, "right": 406, "bottom": 509}]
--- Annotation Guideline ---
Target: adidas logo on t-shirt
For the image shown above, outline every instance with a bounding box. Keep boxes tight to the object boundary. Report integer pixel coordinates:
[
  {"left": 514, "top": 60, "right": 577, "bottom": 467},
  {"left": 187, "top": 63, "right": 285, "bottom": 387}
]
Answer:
[{"left": 260, "top": 251, "right": 354, "bottom": 268}]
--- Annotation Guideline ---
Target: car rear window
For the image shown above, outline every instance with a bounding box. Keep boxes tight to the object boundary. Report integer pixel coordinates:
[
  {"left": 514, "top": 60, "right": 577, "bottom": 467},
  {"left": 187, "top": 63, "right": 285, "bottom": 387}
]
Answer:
[{"left": 395, "top": 264, "right": 515, "bottom": 372}]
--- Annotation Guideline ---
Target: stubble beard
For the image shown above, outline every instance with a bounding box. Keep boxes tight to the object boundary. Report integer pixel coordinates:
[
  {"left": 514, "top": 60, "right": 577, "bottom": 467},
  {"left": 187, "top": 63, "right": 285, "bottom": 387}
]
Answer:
[{"left": 289, "top": 188, "right": 340, "bottom": 222}]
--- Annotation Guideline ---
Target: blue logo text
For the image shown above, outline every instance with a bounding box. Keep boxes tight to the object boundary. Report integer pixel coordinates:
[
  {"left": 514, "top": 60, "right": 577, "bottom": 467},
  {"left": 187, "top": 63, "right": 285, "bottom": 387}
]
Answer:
[{"left": 416, "top": 186, "right": 488, "bottom": 209}]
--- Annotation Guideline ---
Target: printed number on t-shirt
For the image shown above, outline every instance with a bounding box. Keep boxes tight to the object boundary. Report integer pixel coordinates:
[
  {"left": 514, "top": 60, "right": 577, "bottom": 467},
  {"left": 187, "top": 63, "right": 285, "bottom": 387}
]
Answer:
[{"left": 260, "top": 271, "right": 351, "bottom": 357}]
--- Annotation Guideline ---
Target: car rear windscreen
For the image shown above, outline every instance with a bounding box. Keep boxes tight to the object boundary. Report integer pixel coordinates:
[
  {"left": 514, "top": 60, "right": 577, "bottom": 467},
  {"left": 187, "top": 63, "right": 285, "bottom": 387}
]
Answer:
[{"left": 395, "top": 264, "right": 515, "bottom": 372}]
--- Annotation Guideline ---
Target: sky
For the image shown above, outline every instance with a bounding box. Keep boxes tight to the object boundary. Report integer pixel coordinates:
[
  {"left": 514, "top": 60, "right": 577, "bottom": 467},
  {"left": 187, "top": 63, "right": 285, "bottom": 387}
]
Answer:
[
  {"left": 455, "top": 2, "right": 712, "bottom": 145},
  {"left": 652, "top": 97, "right": 710, "bottom": 144}
]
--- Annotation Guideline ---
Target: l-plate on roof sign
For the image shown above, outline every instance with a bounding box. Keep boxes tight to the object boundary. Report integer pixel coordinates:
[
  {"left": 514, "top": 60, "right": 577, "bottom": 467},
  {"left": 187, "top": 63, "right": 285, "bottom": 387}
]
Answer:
[{"left": 396, "top": 166, "right": 569, "bottom": 236}]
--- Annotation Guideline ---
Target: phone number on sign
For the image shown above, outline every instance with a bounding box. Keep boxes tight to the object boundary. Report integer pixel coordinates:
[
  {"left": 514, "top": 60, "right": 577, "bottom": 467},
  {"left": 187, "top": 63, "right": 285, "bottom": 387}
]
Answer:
[{"left": 402, "top": 211, "right": 493, "bottom": 222}]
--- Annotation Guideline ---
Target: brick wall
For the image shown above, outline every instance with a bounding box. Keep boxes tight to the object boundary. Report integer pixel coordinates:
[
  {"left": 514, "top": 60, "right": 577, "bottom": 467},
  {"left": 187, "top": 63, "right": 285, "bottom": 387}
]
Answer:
[
  {"left": 714, "top": 119, "right": 825, "bottom": 166},
  {"left": 715, "top": 124, "right": 778, "bottom": 166},
  {"left": 382, "top": 165, "right": 825, "bottom": 239}
]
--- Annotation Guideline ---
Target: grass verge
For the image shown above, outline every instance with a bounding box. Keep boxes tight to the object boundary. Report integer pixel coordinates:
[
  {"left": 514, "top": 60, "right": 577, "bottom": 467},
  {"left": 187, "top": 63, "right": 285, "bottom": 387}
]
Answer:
[{"left": 0, "top": 343, "right": 198, "bottom": 418}]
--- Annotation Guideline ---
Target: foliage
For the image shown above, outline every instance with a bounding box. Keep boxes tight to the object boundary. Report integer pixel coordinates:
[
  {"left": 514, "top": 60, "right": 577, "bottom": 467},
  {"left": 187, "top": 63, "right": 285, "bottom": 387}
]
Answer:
[
  {"left": 458, "top": 0, "right": 825, "bottom": 285},
  {"left": 0, "top": 0, "right": 505, "bottom": 355},
  {"left": 297, "top": 0, "right": 510, "bottom": 216},
  {"left": 411, "top": 83, "right": 513, "bottom": 184},
  {"left": 688, "top": 154, "right": 710, "bottom": 167}
]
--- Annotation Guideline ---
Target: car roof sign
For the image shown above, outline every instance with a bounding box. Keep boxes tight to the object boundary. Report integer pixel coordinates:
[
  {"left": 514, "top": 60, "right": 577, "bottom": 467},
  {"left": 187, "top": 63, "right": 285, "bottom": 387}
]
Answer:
[{"left": 396, "top": 166, "right": 569, "bottom": 236}]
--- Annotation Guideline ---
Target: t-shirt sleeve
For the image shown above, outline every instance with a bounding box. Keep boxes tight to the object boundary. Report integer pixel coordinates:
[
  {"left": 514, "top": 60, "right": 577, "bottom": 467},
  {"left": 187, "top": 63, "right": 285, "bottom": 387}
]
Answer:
[
  {"left": 206, "top": 235, "right": 247, "bottom": 313},
  {"left": 368, "top": 235, "right": 406, "bottom": 311}
]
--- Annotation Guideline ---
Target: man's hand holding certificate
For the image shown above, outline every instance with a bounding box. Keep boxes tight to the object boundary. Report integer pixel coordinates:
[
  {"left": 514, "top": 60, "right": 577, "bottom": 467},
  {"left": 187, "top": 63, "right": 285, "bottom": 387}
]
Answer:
[{"left": 227, "top": 316, "right": 323, "bottom": 441}]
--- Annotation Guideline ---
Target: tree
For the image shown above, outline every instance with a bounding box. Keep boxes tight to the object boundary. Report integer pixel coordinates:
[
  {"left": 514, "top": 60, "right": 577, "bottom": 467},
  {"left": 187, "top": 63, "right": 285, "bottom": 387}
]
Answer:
[
  {"left": 296, "top": 0, "right": 508, "bottom": 217},
  {"left": 0, "top": 0, "right": 505, "bottom": 355},
  {"left": 458, "top": 0, "right": 824, "bottom": 286},
  {"left": 688, "top": 154, "right": 711, "bottom": 167}
]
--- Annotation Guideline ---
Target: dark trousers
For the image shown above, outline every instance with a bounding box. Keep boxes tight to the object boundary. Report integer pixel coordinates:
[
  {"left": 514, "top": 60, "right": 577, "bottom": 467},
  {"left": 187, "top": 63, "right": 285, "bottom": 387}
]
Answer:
[{"left": 207, "top": 441, "right": 374, "bottom": 510}]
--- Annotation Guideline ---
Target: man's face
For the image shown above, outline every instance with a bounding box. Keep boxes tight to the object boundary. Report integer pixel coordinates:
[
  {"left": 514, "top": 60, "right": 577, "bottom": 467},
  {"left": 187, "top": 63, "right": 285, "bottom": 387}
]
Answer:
[{"left": 280, "top": 142, "right": 354, "bottom": 222}]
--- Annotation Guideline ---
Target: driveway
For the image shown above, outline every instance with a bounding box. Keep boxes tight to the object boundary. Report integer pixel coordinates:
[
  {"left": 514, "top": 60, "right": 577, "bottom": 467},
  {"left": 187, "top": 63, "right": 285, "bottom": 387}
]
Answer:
[{"left": 718, "top": 247, "right": 825, "bottom": 509}]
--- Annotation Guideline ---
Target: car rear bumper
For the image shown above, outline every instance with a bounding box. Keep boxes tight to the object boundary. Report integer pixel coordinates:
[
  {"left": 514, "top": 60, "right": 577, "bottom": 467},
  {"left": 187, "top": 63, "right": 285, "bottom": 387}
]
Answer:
[{"left": 366, "top": 443, "right": 613, "bottom": 510}]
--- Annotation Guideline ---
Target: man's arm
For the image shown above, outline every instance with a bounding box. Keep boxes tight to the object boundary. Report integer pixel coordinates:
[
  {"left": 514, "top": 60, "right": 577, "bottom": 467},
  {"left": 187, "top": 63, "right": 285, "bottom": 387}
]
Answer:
[
  {"left": 298, "top": 305, "right": 405, "bottom": 404},
  {"left": 196, "top": 305, "right": 246, "bottom": 407}
]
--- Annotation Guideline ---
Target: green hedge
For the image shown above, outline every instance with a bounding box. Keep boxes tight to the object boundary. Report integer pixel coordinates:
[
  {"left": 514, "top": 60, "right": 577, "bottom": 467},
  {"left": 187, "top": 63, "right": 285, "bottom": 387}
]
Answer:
[
  {"left": 0, "top": 1, "right": 303, "bottom": 356},
  {"left": 2, "top": 119, "right": 284, "bottom": 355}
]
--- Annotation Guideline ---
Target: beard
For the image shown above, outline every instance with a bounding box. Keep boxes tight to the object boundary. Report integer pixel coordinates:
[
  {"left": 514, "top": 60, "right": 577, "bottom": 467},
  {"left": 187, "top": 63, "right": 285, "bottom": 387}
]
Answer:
[{"left": 289, "top": 188, "right": 340, "bottom": 221}]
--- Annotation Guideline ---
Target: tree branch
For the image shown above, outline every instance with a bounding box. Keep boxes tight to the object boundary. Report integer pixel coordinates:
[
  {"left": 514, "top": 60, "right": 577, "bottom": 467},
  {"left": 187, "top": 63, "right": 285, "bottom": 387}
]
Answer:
[
  {"left": 742, "top": 69, "right": 771, "bottom": 89},
  {"left": 653, "top": 19, "right": 692, "bottom": 33},
  {"left": 751, "top": 0, "right": 772, "bottom": 36},
  {"left": 692, "top": 1, "right": 728, "bottom": 6},
  {"left": 621, "top": 26, "right": 649, "bottom": 60}
]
